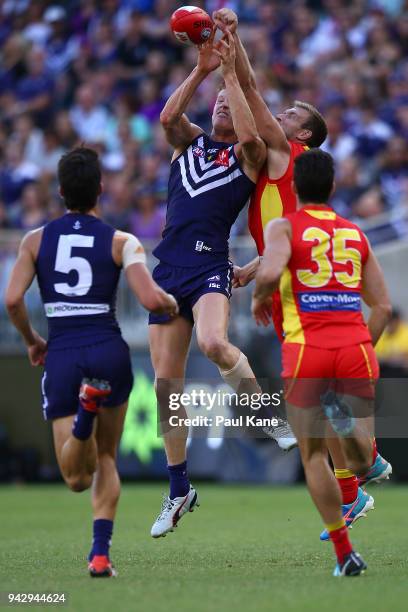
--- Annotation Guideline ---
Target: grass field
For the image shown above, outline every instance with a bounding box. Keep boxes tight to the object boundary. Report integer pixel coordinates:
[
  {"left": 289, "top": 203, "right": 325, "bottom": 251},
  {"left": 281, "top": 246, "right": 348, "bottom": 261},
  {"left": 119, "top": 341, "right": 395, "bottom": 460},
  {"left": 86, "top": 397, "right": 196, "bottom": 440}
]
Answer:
[{"left": 0, "top": 484, "right": 407, "bottom": 611}]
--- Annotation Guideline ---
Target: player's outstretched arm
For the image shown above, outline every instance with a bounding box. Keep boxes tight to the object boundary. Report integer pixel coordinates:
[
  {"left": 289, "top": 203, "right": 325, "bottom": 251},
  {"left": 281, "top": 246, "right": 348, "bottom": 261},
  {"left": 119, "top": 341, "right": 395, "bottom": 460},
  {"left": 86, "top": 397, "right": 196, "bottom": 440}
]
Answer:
[
  {"left": 213, "top": 9, "right": 252, "bottom": 90},
  {"left": 216, "top": 31, "right": 266, "bottom": 173},
  {"left": 213, "top": 9, "right": 289, "bottom": 153},
  {"left": 361, "top": 243, "right": 392, "bottom": 346},
  {"left": 5, "top": 230, "right": 47, "bottom": 366},
  {"left": 114, "top": 232, "right": 179, "bottom": 316},
  {"left": 126, "top": 264, "right": 178, "bottom": 315},
  {"left": 160, "top": 26, "right": 220, "bottom": 155}
]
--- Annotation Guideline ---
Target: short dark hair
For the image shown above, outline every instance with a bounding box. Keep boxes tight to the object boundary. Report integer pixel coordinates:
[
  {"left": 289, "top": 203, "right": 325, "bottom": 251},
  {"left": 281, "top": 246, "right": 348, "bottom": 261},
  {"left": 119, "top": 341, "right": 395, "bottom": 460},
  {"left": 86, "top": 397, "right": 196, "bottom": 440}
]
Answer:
[
  {"left": 58, "top": 147, "right": 101, "bottom": 213},
  {"left": 295, "top": 101, "right": 328, "bottom": 148},
  {"left": 294, "top": 149, "right": 335, "bottom": 204}
]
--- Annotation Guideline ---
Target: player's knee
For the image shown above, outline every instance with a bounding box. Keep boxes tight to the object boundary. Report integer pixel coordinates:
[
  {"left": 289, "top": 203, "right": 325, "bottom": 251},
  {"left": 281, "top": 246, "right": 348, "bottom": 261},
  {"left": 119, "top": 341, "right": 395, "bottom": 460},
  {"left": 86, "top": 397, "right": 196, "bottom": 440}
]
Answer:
[
  {"left": 197, "top": 335, "right": 227, "bottom": 363},
  {"left": 65, "top": 474, "right": 92, "bottom": 493},
  {"left": 302, "top": 447, "right": 326, "bottom": 469},
  {"left": 155, "top": 378, "right": 184, "bottom": 410}
]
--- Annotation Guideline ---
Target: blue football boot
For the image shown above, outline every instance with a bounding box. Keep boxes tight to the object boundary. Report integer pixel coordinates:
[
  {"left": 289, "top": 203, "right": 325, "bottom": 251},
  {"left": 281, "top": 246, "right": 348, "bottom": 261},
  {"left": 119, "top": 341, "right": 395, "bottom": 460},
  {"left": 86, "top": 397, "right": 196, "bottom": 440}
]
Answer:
[
  {"left": 359, "top": 453, "right": 392, "bottom": 486},
  {"left": 320, "top": 487, "right": 374, "bottom": 541}
]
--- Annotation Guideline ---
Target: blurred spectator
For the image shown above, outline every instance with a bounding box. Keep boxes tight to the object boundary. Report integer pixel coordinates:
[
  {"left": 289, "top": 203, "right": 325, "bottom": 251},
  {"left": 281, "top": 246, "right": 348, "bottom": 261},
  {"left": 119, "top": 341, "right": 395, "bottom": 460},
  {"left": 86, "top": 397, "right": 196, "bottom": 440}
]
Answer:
[
  {"left": 137, "top": 153, "right": 168, "bottom": 201},
  {"left": 22, "top": 2, "right": 50, "bottom": 47},
  {"left": 115, "top": 10, "right": 155, "bottom": 85},
  {"left": 105, "top": 94, "right": 152, "bottom": 152},
  {"left": 89, "top": 18, "right": 117, "bottom": 66},
  {"left": 0, "top": 33, "right": 27, "bottom": 107},
  {"left": 352, "top": 103, "right": 394, "bottom": 159},
  {"left": 70, "top": 0, "right": 98, "bottom": 39},
  {"left": 376, "top": 308, "right": 408, "bottom": 376},
  {"left": 0, "top": 201, "right": 9, "bottom": 229},
  {"left": 330, "top": 157, "right": 365, "bottom": 218},
  {"left": 12, "top": 182, "right": 47, "bottom": 231},
  {"left": 351, "top": 186, "right": 401, "bottom": 244},
  {"left": 395, "top": 104, "right": 408, "bottom": 142},
  {"left": 100, "top": 172, "right": 133, "bottom": 230},
  {"left": 0, "top": 140, "right": 38, "bottom": 218},
  {"left": 69, "top": 83, "right": 110, "bottom": 143},
  {"left": 43, "top": 5, "right": 79, "bottom": 76},
  {"left": 88, "top": 0, "right": 131, "bottom": 39},
  {"left": 342, "top": 79, "right": 367, "bottom": 130},
  {"left": 37, "top": 128, "right": 65, "bottom": 177},
  {"left": 380, "top": 73, "right": 408, "bottom": 130},
  {"left": 376, "top": 137, "right": 408, "bottom": 211},
  {"left": 129, "top": 186, "right": 166, "bottom": 240},
  {"left": 136, "top": 78, "right": 163, "bottom": 124},
  {"left": 11, "top": 113, "right": 44, "bottom": 166},
  {"left": 0, "top": 6, "right": 12, "bottom": 47},
  {"left": 12, "top": 46, "right": 54, "bottom": 126},
  {"left": 53, "top": 111, "right": 78, "bottom": 149},
  {"left": 321, "top": 105, "right": 357, "bottom": 163},
  {"left": 352, "top": 186, "right": 385, "bottom": 219},
  {"left": 0, "top": 0, "right": 407, "bottom": 244}
]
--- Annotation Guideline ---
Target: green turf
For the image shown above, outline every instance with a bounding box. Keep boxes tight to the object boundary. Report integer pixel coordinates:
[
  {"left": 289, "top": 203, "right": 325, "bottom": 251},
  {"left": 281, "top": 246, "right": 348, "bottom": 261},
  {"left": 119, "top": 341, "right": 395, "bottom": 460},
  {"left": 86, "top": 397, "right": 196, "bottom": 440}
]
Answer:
[{"left": 0, "top": 484, "right": 407, "bottom": 611}]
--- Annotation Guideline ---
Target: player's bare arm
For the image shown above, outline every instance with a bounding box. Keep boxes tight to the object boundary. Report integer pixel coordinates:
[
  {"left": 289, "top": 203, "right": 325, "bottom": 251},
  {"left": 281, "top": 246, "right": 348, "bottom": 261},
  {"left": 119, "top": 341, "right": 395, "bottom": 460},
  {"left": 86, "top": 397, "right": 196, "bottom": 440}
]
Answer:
[
  {"left": 213, "top": 8, "right": 290, "bottom": 288},
  {"left": 231, "top": 256, "right": 260, "bottom": 289},
  {"left": 215, "top": 31, "right": 266, "bottom": 180},
  {"left": 5, "top": 229, "right": 47, "bottom": 366},
  {"left": 160, "top": 26, "right": 220, "bottom": 157},
  {"left": 251, "top": 218, "right": 292, "bottom": 326},
  {"left": 361, "top": 242, "right": 392, "bottom": 346},
  {"left": 112, "top": 231, "right": 179, "bottom": 316},
  {"left": 214, "top": 30, "right": 266, "bottom": 290},
  {"left": 213, "top": 9, "right": 290, "bottom": 158}
]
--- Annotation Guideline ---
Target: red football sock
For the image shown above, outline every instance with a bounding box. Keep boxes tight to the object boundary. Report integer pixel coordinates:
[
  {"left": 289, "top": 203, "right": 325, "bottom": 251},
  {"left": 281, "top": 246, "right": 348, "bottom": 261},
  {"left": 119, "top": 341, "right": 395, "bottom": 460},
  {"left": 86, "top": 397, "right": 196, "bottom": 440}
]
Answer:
[
  {"left": 372, "top": 438, "right": 378, "bottom": 464},
  {"left": 328, "top": 522, "right": 353, "bottom": 565},
  {"left": 334, "top": 469, "right": 359, "bottom": 505}
]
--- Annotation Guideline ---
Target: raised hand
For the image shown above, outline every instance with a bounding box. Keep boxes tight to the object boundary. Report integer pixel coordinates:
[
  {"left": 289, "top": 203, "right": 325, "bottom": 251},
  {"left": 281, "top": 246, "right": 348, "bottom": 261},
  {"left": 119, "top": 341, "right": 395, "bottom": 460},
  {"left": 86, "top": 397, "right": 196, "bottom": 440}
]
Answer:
[
  {"left": 197, "top": 26, "right": 221, "bottom": 74},
  {"left": 27, "top": 332, "right": 47, "bottom": 366},
  {"left": 213, "top": 30, "right": 236, "bottom": 78},
  {"left": 232, "top": 260, "right": 259, "bottom": 289},
  {"left": 212, "top": 8, "right": 238, "bottom": 34},
  {"left": 251, "top": 295, "right": 273, "bottom": 327}
]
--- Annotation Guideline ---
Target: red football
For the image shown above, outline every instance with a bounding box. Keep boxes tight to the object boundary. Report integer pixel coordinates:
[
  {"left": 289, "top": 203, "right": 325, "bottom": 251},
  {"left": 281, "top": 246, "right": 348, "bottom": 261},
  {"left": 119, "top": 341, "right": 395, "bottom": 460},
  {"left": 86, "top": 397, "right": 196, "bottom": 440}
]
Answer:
[{"left": 170, "top": 6, "right": 213, "bottom": 46}]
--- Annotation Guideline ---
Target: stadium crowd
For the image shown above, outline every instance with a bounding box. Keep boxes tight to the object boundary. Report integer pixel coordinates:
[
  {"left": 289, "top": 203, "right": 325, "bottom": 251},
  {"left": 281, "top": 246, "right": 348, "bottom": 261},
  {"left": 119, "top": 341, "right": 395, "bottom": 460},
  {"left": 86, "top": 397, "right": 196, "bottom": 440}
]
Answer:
[{"left": 0, "top": 0, "right": 407, "bottom": 243}]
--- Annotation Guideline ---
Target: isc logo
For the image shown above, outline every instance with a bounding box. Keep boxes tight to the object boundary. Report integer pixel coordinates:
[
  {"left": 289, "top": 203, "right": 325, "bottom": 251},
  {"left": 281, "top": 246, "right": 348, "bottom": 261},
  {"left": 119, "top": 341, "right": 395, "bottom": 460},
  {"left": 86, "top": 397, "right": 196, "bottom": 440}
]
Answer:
[{"left": 195, "top": 240, "right": 212, "bottom": 252}]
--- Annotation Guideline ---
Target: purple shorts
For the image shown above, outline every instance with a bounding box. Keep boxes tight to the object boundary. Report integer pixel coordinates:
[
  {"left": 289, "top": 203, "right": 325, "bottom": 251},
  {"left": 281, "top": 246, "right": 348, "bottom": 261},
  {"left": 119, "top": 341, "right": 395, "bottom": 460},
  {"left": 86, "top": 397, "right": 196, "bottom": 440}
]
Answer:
[
  {"left": 41, "top": 336, "right": 133, "bottom": 420},
  {"left": 149, "top": 260, "right": 234, "bottom": 325}
]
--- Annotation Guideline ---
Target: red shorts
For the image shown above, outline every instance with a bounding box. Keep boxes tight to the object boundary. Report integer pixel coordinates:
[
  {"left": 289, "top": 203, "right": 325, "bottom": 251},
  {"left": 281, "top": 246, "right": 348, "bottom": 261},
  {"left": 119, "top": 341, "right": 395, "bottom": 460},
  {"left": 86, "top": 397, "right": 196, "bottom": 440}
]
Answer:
[{"left": 282, "top": 342, "right": 379, "bottom": 408}]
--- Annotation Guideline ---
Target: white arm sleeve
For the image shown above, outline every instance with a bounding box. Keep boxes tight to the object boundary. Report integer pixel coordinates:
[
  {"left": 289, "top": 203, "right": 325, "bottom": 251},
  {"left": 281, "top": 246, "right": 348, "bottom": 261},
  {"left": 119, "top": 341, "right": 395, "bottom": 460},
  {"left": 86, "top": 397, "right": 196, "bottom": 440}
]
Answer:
[{"left": 121, "top": 233, "right": 147, "bottom": 268}]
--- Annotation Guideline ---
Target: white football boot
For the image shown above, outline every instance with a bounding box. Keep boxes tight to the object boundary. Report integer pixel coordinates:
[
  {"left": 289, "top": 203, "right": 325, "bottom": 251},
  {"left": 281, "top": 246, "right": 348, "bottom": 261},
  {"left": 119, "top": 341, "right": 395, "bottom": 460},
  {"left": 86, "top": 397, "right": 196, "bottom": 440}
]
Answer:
[
  {"left": 262, "top": 417, "right": 298, "bottom": 451},
  {"left": 151, "top": 485, "right": 199, "bottom": 538}
]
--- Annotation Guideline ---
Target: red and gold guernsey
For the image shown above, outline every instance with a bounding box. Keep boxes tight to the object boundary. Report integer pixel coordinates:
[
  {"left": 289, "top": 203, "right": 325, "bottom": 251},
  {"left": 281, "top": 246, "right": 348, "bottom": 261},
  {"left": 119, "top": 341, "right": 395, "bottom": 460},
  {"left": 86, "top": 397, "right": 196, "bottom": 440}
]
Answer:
[
  {"left": 248, "top": 141, "right": 309, "bottom": 254},
  {"left": 280, "top": 205, "right": 372, "bottom": 349}
]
